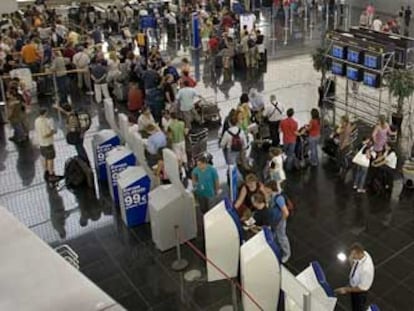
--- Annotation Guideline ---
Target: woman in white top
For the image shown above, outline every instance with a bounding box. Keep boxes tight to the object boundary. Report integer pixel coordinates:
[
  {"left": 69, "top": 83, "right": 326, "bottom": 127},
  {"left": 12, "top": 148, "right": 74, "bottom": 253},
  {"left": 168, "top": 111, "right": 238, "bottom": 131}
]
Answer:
[
  {"left": 372, "top": 143, "right": 397, "bottom": 190},
  {"left": 106, "top": 51, "right": 121, "bottom": 87},
  {"left": 137, "top": 106, "right": 156, "bottom": 137},
  {"left": 268, "top": 147, "right": 286, "bottom": 190}
]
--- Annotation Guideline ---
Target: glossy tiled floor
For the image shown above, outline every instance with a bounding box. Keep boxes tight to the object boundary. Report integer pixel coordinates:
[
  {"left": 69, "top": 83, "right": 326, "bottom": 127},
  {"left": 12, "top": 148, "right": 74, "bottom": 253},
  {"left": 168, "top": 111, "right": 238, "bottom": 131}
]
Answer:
[{"left": 1, "top": 9, "right": 414, "bottom": 311}]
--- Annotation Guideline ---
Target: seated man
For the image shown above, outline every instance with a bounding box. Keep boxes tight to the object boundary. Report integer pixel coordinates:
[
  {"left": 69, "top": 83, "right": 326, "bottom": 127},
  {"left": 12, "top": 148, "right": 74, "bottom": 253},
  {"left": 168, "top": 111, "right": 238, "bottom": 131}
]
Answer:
[{"left": 145, "top": 124, "right": 167, "bottom": 167}]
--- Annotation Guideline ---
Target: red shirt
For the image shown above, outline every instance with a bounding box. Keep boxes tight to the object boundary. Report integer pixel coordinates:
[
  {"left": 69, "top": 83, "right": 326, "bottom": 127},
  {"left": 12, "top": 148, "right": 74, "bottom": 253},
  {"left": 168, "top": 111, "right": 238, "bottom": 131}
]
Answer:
[
  {"left": 180, "top": 75, "right": 197, "bottom": 88},
  {"left": 221, "top": 15, "right": 234, "bottom": 28},
  {"left": 308, "top": 119, "right": 321, "bottom": 137},
  {"left": 128, "top": 88, "right": 144, "bottom": 112},
  {"left": 280, "top": 117, "right": 298, "bottom": 144},
  {"left": 208, "top": 37, "right": 219, "bottom": 51}
]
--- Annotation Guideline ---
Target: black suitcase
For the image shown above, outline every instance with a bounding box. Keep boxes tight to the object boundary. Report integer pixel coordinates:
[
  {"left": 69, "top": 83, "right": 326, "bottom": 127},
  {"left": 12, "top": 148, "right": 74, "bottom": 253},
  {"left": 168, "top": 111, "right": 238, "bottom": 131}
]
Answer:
[{"left": 233, "top": 53, "right": 246, "bottom": 71}]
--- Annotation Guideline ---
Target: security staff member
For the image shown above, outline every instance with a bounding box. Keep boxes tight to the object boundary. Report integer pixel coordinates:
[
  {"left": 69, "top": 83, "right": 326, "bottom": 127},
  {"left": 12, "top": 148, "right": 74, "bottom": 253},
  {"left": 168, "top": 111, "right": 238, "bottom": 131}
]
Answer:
[{"left": 335, "top": 243, "right": 375, "bottom": 311}]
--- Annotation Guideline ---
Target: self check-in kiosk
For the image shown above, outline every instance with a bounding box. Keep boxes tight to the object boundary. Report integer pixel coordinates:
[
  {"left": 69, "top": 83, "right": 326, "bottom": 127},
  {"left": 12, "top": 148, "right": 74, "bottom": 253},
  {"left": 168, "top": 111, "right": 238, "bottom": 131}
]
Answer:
[
  {"left": 295, "top": 261, "right": 337, "bottom": 311},
  {"left": 118, "top": 166, "right": 151, "bottom": 227},
  {"left": 127, "top": 129, "right": 157, "bottom": 189},
  {"left": 104, "top": 98, "right": 118, "bottom": 132},
  {"left": 148, "top": 149, "right": 197, "bottom": 251},
  {"left": 105, "top": 146, "right": 136, "bottom": 205},
  {"left": 92, "top": 129, "right": 120, "bottom": 181},
  {"left": 240, "top": 227, "right": 282, "bottom": 311},
  {"left": 204, "top": 198, "right": 243, "bottom": 282},
  {"left": 118, "top": 113, "right": 130, "bottom": 144}
]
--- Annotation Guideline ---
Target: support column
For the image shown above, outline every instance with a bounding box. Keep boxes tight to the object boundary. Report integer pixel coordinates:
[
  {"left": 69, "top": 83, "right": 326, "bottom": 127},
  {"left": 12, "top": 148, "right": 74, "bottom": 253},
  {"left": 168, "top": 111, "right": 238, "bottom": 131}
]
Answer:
[{"left": 0, "top": 0, "right": 18, "bottom": 14}]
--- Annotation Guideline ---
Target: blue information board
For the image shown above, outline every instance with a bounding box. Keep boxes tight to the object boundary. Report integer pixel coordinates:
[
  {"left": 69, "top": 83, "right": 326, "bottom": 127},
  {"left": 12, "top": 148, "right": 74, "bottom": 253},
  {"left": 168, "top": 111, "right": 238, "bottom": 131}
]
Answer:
[
  {"left": 106, "top": 149, "right": 136, "bottom": 205},
  {"left": 93, "top": 130, "right": 120, "bottom": 182},
  {"left": 191, "top": 12, "right": 200, "bottom": 49},
  {"left": 119, "top": 168, "right": 151, "bottom": 227}
]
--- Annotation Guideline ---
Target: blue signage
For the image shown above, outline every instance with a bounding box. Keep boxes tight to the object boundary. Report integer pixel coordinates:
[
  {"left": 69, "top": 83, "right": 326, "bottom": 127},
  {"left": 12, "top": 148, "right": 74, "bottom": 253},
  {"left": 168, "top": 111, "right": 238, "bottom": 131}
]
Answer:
[
  {"left": 95, "top": 136, "right": 120, "bottom": 181},
  {"left": 191, "top": 12, "right": 200, "bottom": 49},
  {"left": 230, "top": 165, "right": 238, "bottom": 202},
  {"left": 108, "top": 154, "right": 136, "bottom": 205},
  {"left": 121, "top": 176, "right": 151, "bottom": 227}
]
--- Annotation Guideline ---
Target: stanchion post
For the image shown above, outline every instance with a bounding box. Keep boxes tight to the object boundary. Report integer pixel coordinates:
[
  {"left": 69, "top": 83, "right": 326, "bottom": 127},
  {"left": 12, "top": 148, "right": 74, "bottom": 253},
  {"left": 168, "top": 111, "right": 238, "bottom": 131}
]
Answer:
[
  {"left": 171, "top": 225, "right": 189, "bottom": 271},
  {"left": 289, "top": 6, "right": 293, "bottom": 35},
  {"left": 325, "top": 3, "right": 329, "bottom": 30},
  {"left": 231, "top": 281, "right": 239, "bottom": 311},
  {"left": 52, "top": 72, "right": 59, "bottom": 105},
  {"left": 0, "top": 77, "right": 7, "bottom": 123},
  {"left": 304, "top": 2, "right": 308, "bottom": 32}
]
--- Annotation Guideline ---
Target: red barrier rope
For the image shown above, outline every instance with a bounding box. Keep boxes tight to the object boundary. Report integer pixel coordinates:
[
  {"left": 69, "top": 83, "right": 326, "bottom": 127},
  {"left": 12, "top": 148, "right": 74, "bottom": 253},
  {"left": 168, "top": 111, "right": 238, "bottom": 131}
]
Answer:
[{"left": 180, "top": 233, "right": 264, "bottom": 311}]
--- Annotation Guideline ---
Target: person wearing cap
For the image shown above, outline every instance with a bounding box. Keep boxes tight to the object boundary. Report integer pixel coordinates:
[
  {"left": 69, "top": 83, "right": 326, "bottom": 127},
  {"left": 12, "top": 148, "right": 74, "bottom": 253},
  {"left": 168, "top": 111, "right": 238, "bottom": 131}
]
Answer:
[
  {"left": 192, "top": 155, "right": 220, "bottom": 213},
  {"left": 262, "top": 94, "right": 284, "bottom": 147},
  {"left": 335, "top": 243, "right": 375, "bottom": 311}
]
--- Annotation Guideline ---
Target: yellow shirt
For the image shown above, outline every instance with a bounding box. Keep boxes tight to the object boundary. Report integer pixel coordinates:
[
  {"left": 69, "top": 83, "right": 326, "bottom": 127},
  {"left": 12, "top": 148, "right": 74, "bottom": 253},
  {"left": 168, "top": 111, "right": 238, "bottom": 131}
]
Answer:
[{"left": 21, "top": 43, "right": 39, "bottom": 64}]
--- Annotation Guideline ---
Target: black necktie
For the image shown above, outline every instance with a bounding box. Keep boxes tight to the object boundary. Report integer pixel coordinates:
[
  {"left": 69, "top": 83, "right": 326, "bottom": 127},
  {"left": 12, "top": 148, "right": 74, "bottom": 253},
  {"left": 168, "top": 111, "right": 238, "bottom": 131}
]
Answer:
[{"left": 351, "top": 261, "right": 359, "bottom": 278}]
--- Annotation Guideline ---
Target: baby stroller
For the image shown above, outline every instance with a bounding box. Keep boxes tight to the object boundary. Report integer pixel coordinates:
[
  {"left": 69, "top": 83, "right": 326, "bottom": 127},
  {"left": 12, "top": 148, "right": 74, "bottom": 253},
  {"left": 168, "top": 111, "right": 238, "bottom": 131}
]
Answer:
[{"left": 251, "top": 111, "right": 271, "bottom": 148}]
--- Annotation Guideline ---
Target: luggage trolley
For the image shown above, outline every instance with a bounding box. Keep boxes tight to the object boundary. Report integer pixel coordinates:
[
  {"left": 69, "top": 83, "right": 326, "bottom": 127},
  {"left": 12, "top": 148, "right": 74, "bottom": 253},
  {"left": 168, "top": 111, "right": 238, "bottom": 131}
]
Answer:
[
  {"left": 186, "top": 127, "right": 209, "bottom": 169},
  {"left": 195, "top": 97, "right": 221, "bottom": 125}
]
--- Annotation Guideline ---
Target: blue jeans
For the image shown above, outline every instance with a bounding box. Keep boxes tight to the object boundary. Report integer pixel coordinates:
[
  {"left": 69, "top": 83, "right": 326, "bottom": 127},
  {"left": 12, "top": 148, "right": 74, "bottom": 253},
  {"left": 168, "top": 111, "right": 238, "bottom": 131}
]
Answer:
[
  {"left": 273, "top": 219, "right": 291, "bottom": 261},
  {"left": 354, "top": 166, "right": 368, "bottom": 190},
  {"left": 308, "top": 136, "right": 320, "bottom": 166},
  {"left": 11, "top": 122, "right": 26, "bottom": 140},
  {"left": 284, "top": 142, "right": 296, "bottom": 171}
]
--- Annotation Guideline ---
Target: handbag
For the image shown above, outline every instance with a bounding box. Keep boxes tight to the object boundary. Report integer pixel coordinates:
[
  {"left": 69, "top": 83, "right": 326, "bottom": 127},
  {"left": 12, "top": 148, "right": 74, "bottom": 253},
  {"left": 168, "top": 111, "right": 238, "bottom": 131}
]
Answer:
[{"left": 352, "top": 148, "right": 370, "bottom": 168}]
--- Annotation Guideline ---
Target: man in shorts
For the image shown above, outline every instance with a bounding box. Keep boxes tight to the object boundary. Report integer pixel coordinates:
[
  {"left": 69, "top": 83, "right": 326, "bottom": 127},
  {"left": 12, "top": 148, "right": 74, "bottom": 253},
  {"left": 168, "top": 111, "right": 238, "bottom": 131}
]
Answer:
[{"left": 34, "top": 108, "right": 61, "bottom": 183}]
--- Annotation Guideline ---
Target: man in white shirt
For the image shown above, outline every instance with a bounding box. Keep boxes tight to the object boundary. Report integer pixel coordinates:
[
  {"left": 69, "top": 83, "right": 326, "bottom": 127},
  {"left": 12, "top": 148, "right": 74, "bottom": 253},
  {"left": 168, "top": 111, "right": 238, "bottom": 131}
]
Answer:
[
  {"left": 372, "top": 16, "right": 383, "bottom": 32},
  {"left": 34, "top": 108, "right": 60, "bottom": 183},
  {"left": 335, "top": 243, "right": 375, "bottom": 311},
  {"left": 72, "top": 46, "right": 93, "bottom": 94},
  {"left": 220, "top": 116, "right": 248, "bottom": 165},
  {"left": 262, "top": 94, "right": 284, "bottom": 146},
  {"left": 176, "top": 80, "right": 201, "bottom": 130}
]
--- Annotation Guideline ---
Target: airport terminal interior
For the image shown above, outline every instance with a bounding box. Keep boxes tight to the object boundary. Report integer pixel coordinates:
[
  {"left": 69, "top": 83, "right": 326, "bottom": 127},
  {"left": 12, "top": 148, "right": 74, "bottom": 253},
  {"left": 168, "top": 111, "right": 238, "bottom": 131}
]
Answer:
[{"left": 1, "top": 0, "right": 414, "bottom": 310}]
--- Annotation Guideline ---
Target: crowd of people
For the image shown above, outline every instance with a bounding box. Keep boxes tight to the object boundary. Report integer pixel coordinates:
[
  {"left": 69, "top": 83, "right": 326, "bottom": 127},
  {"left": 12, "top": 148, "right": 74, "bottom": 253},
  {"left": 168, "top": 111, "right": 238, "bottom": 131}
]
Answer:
[
  {"left": 1, "top": 1, "right": 402, "bottom": 310},
  {"left": 359, "top": 3, "right": 412, "bottom": 36}
]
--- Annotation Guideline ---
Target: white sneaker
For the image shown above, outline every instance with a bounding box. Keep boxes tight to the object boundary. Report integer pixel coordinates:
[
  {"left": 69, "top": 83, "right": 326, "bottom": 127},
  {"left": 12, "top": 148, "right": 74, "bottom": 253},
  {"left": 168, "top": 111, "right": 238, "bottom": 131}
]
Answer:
[
  {"left": 353, "top": 185, "right": 357, "bottom": 190},
  {"left": 85, "top": 91, "right": 94, "bottom": 96}
]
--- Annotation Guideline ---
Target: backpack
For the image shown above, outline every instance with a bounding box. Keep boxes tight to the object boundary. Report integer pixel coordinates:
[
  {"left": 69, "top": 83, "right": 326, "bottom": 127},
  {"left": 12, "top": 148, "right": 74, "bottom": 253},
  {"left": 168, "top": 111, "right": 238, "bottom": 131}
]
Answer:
[
  {"left": 64, "top": 156, "right": 93, "bottom": 189},
  {"left": 228, "top": 128, "right": 243, "bottom": 152},
  {"left": 247, "top": 38, "right": 256, "bottom": 48},
  {"left": 270, "top": 193, "right": 295, "bottom": 223}
]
